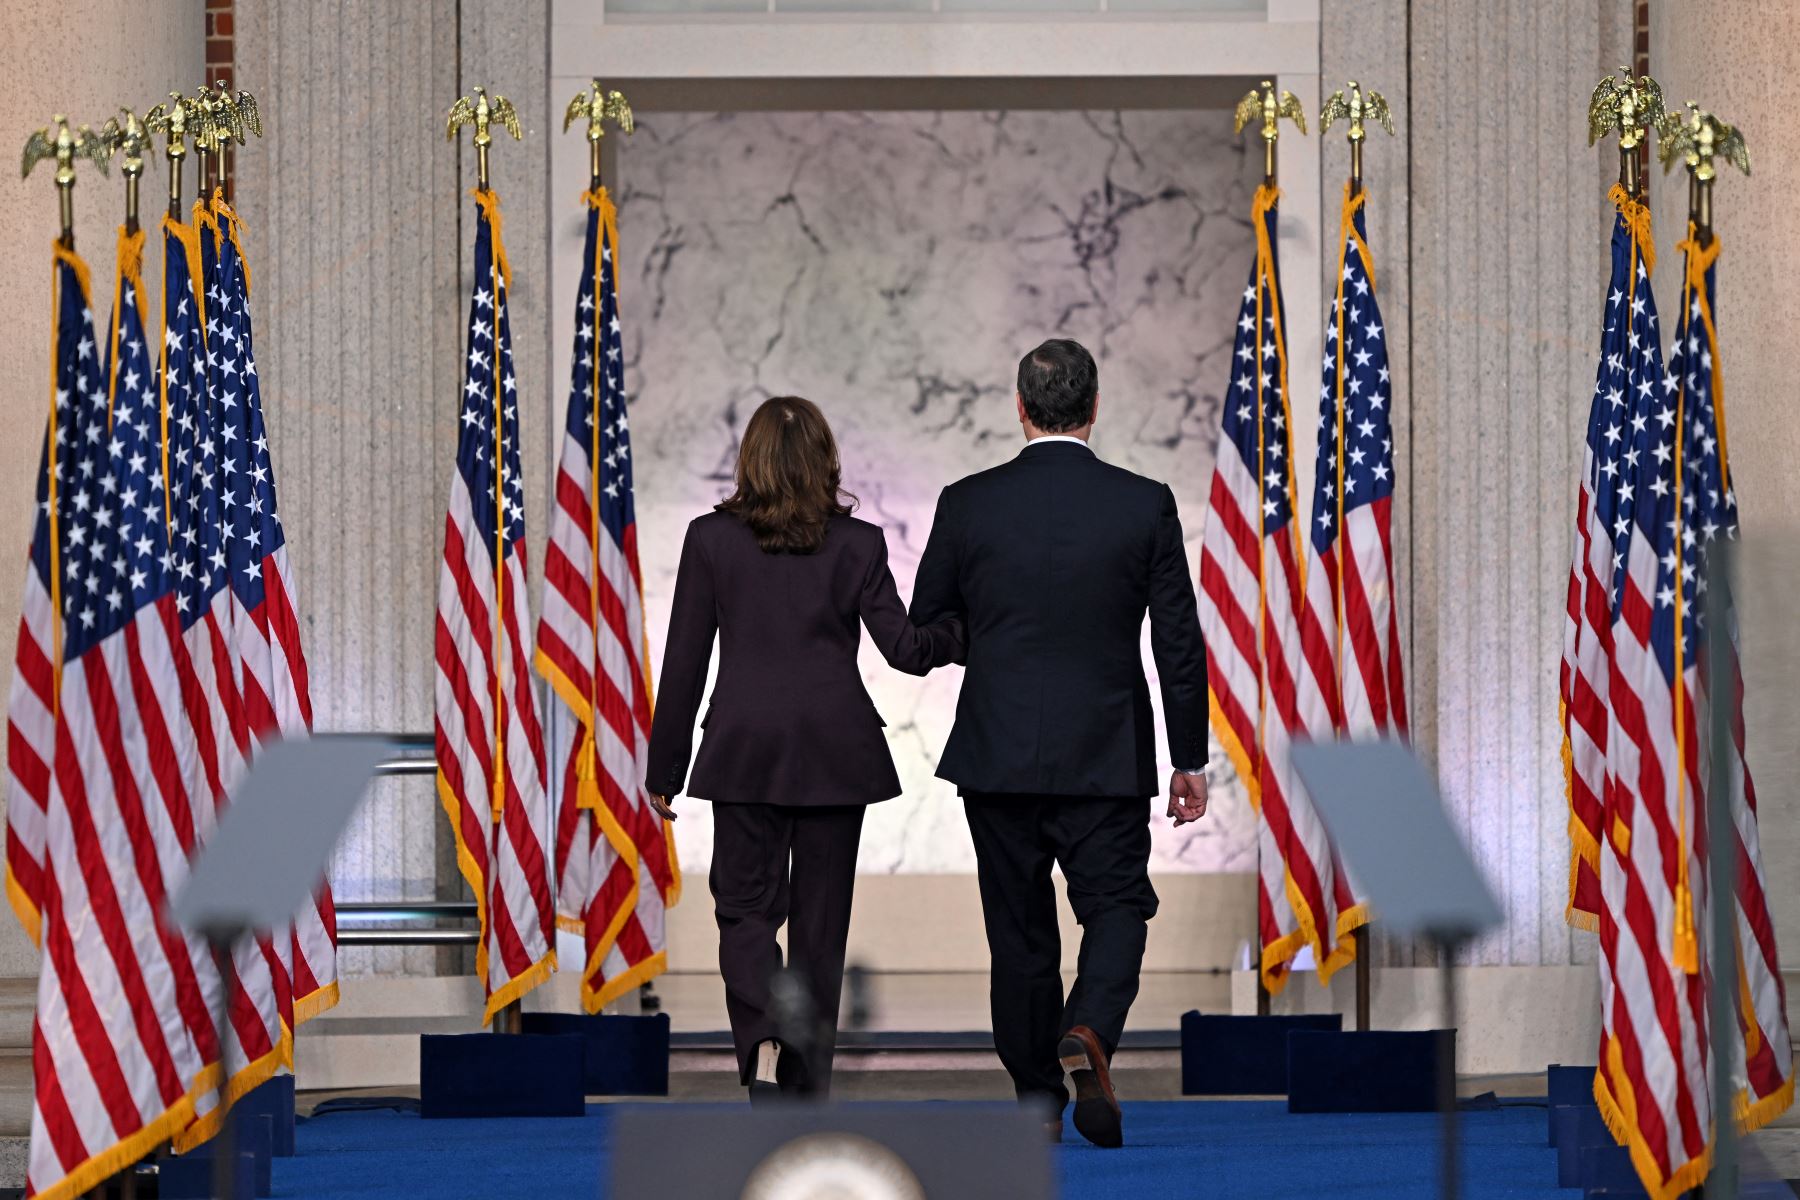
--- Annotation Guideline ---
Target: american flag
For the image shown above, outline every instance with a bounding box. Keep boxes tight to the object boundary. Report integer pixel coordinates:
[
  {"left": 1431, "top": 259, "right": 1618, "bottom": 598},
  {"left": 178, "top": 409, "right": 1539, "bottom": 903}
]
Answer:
[
  {"left": 536, "top": 188, "right": 680, "bottom": 1011},
  {"left": 1559, "top": 191, "right": 1640, "bottom": 933},
  {"left": 1592, "top": 192, "right": 1712, "bottom": 1200},
  {"left": 434, "top": 189, "right": 557, "bottom": 1019},
  {"left": 160, "top": 212, "right": 292, "bottom": 1140},
  {"left": 1198, "top": 185, "right": 1353, "bottom": 993},
  {"left": 23, "top": 242, "right": 216, "bottom": 1200},
  {"left": 1665, "top": 225, "right": 1792, "bottom": 1137},
  {"left": 1593, "top": 217, "right": 1793, "bottom": 1198},
  {"left": 1307, "top": 183, "right": 1407, "bottom": 743},
  {"left": 202, "top": 196, "right": 339, "bottom": 1026}
]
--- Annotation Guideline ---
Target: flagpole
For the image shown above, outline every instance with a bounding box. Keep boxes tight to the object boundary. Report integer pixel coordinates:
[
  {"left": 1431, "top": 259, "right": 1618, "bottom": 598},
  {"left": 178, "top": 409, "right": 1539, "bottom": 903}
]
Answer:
[
  {"left": 448, "top": 85, "right": 527, "bottom": 1033},
  {"left": 565, "top": 76, "right": 634, "bottom": 832},
  {"left": 103, "top": 109, "right": 148, "bottom": 238},
  {"left": 1321, "top": 80, "right": 1395, "bottom": 1035},
  {"left": 148, "top": 92, "right": 194, "bottom": 220},
  {"left": 1661, "top": 99, "right": 1751, "bottom": 1198},
  {"left": 1233, "top": 82, "right": 1303, "bottom": 1016},
  {"left": 23, "top": 117, "right": 104, "bottom": 712}
]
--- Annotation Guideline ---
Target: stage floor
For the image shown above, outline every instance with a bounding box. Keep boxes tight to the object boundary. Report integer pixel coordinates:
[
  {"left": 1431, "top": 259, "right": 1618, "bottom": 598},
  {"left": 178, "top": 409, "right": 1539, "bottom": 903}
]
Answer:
[{"left": 275, "top": 1098, "right": 1573, "bottom": 1199}]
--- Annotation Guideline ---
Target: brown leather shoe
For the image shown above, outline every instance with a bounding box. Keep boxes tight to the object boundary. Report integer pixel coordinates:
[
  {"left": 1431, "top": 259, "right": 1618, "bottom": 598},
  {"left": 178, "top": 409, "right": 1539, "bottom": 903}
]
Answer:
[{"left": 1058, "top": 1026, "right": 1122, "bottom": 1148}]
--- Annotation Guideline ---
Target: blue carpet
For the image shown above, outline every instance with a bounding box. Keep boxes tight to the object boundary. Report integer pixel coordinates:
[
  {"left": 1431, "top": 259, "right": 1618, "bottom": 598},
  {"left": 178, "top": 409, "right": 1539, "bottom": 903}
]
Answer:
[{"left": 275, "top": 1099, "right": 1573, "bottom": 1199}]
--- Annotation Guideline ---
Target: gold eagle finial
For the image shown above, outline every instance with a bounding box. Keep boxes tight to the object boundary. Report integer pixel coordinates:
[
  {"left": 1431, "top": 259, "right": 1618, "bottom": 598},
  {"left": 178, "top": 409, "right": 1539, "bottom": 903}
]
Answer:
[
  {"left": 1657, "top": 101, "right": 1750, "bottom": 181},
  {"left": 563, "top": 79, "right": 634, "bottom": 140},
  {"left": 145, "top": 90, "right": 199, "bottom": 155},
  {"left": 1235, "top": 79, "right": 1307, "bottom": 140},
  {"left": 1320, "top": 81, "right": 1394, "bottom": 142},
  {"left": 564, "top": 79, "right": 633, "bottom": 182},
  {"left": 1588, "top": 66, "right": 1665, "bottom": 152},
  {"left": 100, "top": 108, "right": 151, "bottom": 176},
  {"left": 447, "top": 85, "right": 523, "bottom": 148},
  {"left": 206, "top": 80, "right": 263, "bottom": 145},
  {"left": 447, "top": 85, "right": 522, "bottom": 190},
  {"left": 1235, "top": 80, "right": 1306, "bottom": 184},
  {"left": 22, "top": 114, "right": 109, "bottom": 183}
]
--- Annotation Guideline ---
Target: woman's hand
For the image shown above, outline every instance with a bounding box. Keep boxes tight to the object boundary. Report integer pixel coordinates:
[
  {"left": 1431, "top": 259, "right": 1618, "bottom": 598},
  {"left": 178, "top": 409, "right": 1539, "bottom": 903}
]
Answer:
[{"left": 648, "top": 793, "right": 678, "bottom": 822}]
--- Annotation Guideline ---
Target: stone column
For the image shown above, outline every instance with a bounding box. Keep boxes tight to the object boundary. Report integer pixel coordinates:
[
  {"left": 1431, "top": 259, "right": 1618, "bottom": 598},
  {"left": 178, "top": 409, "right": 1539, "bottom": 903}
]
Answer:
[
  {"left": 232, "top": 1, "right": 463, "bottom": 977},
  {"left": 1322, "top": 0, "right": 1632, "bottom": 968}
]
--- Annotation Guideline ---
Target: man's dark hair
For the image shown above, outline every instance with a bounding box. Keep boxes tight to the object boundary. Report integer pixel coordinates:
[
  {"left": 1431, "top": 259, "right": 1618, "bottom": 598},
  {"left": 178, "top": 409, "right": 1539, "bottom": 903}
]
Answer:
[{"left": 1017, "top": 338, "right": 1098, "bottom": 433}]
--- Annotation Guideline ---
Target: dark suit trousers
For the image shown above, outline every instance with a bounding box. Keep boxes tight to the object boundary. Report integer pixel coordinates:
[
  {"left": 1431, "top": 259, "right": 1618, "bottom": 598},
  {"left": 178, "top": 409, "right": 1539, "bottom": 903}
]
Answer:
[
  {"left": 963, "top": 793, "right": 1159, "bottom": 1110},
  {"left": 710, "top": 802, "right": 865, "bottom": 1095}
]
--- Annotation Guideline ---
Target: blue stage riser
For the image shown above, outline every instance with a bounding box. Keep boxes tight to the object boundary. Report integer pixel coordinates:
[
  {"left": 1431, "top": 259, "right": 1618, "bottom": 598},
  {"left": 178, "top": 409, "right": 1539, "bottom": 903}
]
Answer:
[
  {"left": 240, "top": 1076, "right": 297, "bottom": 1157},
  {"left": 159, "top": 1150, "right": 260, "bottom": 1200},
  {"left": 519, "top": 1012, "right": 670, "bottom": 1096},
  {"left": 419, "top": 1033, "right": 586, "bottom": 1119},
  {"left": 1286, "top": 1030, "right": 1446, "bottom": 1113},
  {"left": 1557, "top": 1105, "right": 1615, "bottom": 1190},
  {"left": 1179, "top": 1011, "right": 1343, "bottom": 1095}
]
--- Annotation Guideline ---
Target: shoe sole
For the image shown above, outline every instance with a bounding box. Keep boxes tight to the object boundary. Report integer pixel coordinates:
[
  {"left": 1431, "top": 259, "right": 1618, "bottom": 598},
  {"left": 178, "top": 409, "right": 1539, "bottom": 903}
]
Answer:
[{"left": 1058, "top": 1035, "right": 1123, "bottom": 1149}]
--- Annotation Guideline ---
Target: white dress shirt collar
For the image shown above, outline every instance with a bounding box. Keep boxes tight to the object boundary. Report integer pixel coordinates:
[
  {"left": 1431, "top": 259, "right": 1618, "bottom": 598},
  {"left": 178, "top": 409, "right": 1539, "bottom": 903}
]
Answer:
[{"left": 1024, "top": 434, "right": 1092, "bottom": 449}]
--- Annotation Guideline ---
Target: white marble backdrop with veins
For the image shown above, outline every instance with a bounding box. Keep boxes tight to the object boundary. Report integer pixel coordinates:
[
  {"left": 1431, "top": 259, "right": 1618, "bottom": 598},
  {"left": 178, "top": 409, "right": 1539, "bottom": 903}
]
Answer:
[{"left": 578, "top": 109, "right": 1267, "bottom": 873}]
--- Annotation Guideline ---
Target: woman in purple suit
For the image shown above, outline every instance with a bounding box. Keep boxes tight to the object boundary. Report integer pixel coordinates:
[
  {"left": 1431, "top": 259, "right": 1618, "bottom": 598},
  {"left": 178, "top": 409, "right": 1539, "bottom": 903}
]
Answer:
[{"left": 645, "top": 396, "right": 964, "bottom": 1102}]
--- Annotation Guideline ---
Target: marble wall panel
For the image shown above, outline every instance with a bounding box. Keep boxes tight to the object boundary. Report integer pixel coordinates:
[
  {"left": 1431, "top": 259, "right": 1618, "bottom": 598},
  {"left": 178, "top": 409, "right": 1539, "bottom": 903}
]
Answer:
[{"left": 592, "top": 109, "right": 1267, "bottom": 872}]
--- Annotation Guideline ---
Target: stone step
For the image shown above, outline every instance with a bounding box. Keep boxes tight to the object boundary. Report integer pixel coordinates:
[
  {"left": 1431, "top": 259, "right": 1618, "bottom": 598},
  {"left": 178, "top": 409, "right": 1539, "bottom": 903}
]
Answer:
[{"left": 0, "top": 981, "right": 32, "bottom": 1053}]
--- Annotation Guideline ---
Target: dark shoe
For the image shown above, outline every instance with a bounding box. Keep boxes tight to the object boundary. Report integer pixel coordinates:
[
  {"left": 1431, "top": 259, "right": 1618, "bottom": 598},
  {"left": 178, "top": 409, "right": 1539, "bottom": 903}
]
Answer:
[
  {"left": 1058, "top": 1026, "right": 1122, "bottom": 1148},
  {"left": 748, "top": 1040, "right": 781, "bottom": 1107}
]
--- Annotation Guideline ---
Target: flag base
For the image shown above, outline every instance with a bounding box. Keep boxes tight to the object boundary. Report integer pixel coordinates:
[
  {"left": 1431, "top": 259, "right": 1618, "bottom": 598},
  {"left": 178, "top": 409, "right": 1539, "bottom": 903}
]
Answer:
[
  {"left": 161, "top": 1111, "right": 272, "bottom": 1199},
  {"left": 239, "top": 1076, "right": 296, "bottom": 1157},
  {"left": 1285, "top": 1029, "right": 1446, "bottom": 1113},
  {"left": 1179, "top": 1012, "right": 1343, "bottom": 1095},
  {"left": 1555, "top": 1104, "right": 1614, "bottom": 1190},
  {"left": 1546, "top": 1062, "right": 1599, "bottom": 1148},
  {"left": 419, "top": 1033, "right": 586, "bottom": 1118},
  {"left": 1578, "top": 1141, "right": 1648, "bottom": 1197},
  {"left": 520, "top": 1012, "right": 670, "bottom": 1095}
]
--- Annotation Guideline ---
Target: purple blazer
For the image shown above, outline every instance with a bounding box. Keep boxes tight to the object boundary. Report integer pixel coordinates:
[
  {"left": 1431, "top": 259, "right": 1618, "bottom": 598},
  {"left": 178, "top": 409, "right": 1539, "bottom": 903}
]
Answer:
[{"left": 645, "top": 511, "right": 964, "bottom": 807}]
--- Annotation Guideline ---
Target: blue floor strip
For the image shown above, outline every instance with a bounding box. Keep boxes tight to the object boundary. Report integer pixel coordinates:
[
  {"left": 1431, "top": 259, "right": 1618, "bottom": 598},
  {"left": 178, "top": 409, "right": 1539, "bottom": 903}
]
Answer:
[{"left": 277, "top": 1099, "right": 1576, "bottom": 1199}]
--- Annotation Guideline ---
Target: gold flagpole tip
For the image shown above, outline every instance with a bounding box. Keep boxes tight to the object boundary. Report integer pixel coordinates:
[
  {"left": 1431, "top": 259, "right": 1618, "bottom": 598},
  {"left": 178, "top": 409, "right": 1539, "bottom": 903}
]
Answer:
[
  {"left": 1234, "top": 79, "right": 1308, "bottom": 140},
  {"left": 1234, "top": 80, "right": 1305, "bottom": 185},
  {"left": 100, "top": 109, "right": 150, "bottom": 175},
  {"left": 100, "top": 108, "right": 150, "bottom": 232},
  {"left": 22, "top": 115, "right": 109, "bottom": 183},
  {"left": 563, "top": 79, "right": 634, "bottom": 140},
  {"left": 1656, "top": 101, "right": 1751, "bottom": 180},
  {"left": 447, "top": 85, "right": 524, "bottom": 146},
  {"left": 1588, "top": 66, "right": 1666, "bottom": 151},
  {"left": 1320, "top": 81, "right": 1395, "bottom": 142},
  {"left": 204, "top": 80, "right": 263, "bottom": 144},
  {"left": 145, "top": 91, "right": 198, "bottom": 155},
  {"left": 448, "top": 85, "right": 522, "bottom": 191}
]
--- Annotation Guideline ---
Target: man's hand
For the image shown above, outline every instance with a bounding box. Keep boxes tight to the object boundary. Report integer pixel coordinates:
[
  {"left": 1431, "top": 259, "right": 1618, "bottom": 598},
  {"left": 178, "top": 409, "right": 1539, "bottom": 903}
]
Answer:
[
  {"left": 648, "top": 793, "right": 678, "bottom": 822},
  {"left": 1167, "top": 770, "right": 1209, "bottom": 827}
]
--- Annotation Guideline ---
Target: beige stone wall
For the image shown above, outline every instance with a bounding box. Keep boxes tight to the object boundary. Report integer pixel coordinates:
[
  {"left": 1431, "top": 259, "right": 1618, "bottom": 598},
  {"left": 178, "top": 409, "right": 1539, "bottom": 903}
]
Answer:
[
  {"left": 230, "top": 1, "right": 553, "bottom": 977},
  {"left": 1324, "top": 0, "right": 1633, "bottom": 968},
  {"left": 0, "top": 1, "right": 205, "bottom": 977},
  {"left": 1650, "top": 0, "right": 1800, "bottom": 962}
]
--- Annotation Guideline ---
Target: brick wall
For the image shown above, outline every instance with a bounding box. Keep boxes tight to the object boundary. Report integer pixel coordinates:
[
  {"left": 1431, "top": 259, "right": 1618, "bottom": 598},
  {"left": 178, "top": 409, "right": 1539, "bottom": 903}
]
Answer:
[{"left": 206, "top": 0, "right": 233, "bottom": 91}]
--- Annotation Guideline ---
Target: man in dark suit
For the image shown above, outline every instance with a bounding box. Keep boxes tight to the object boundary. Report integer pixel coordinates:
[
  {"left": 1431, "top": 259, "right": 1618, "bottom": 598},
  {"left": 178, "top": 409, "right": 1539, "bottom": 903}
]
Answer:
[{"left": 909, "top": 338, "right": 1210, "bottom": 1148}]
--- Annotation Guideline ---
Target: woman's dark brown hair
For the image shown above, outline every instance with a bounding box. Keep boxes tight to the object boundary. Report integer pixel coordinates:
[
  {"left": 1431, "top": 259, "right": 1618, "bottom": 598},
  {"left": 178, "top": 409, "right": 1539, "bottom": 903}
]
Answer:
[{"left": 717, "top": 396, "right": 857, "bottom": 554}]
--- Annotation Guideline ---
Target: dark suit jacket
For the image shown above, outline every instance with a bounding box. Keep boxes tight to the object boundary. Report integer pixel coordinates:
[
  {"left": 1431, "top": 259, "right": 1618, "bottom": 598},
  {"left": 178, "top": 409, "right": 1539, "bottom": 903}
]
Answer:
[
  {"left": 645, "top": 511, "right": 964, "bottom": 807},
  {"left": 909, "top": 439, "right": 1208, "bottom": 798}
]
